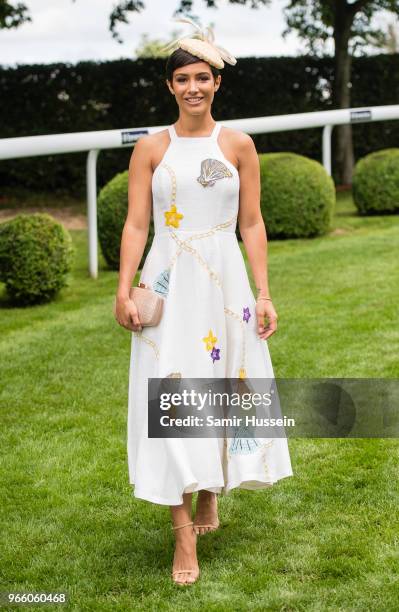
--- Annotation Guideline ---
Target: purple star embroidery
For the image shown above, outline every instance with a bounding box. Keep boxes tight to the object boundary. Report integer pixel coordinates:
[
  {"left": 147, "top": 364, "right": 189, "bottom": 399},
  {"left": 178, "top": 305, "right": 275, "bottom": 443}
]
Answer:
[
  {"left": 243, "top": 307, "right": 251, "bottom": 323},
  {"left": 210, "top": 347, "right": 220, "bottom": 363}
]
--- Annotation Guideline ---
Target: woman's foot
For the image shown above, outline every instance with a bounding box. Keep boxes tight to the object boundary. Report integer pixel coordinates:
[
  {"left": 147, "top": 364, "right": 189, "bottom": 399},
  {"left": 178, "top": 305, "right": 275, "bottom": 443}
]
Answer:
[
  {"left": 193, "top": 490, "right": 220, "bottom": 535},
  {"left": 172, "top": 522, "right": 200, "bottom": 585}
]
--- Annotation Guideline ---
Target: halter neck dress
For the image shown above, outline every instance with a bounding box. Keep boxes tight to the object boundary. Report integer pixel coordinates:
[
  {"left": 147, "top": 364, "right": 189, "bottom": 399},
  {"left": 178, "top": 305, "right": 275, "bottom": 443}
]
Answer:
[{"left": 127, "top": 121, "right": 293, "bottom": 505}]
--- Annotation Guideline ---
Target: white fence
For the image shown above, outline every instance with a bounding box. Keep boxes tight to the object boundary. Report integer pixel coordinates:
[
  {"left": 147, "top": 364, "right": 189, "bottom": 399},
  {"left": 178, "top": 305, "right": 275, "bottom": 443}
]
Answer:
[{"left": 1, "top": 104, "right": 398, "bottom": 278}]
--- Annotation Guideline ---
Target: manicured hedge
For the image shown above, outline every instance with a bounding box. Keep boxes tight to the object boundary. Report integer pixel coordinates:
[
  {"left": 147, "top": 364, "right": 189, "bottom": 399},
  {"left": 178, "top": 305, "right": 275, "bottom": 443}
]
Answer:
[
  {"left": 259, "top": 152, "right": 335, "bottom": 238},
  {"left": 1, "top": 53, "right": 398, "bottom": 194},
  {"left": 97, "top": 150, "right": 335, "bottom": 276},
  {"left": 97, "top": 170, "right": 154, "bottom": 270},
  {"left": 352, "top": 148, "right": 399, "bottom": 214},
  {"left": 0, "top": 213, "right": 75, "bottom": 305}
]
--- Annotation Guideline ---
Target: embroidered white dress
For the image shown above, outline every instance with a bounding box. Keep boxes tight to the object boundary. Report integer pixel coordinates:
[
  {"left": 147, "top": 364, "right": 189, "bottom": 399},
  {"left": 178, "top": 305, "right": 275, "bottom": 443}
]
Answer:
[{"left": 127, "top": 122, "right": 293, "bottom": 505}]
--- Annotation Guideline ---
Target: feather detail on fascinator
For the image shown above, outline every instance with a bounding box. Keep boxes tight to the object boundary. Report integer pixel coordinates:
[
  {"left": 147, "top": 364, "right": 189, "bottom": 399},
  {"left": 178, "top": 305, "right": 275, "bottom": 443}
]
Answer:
[{"left": 162, "top": 16, "right": 237, "bottom": 69}]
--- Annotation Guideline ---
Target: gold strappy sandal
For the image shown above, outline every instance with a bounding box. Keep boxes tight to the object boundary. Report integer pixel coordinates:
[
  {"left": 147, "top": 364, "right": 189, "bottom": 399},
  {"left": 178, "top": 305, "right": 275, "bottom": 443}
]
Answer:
[
  {"left": 194, "top": 493, "right": 220, "bottom": 535},
  {"left": 171, "top": 521, "right": 200, "bottom": 585},
  {"left": 193, "top": 519, "right": 220, "bottom": 535}
]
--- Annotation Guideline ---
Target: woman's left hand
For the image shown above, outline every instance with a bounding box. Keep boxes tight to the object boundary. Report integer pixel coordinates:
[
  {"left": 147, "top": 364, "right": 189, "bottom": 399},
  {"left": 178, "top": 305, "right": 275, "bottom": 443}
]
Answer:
[{"left": 256, "top": 300, "right": 278, "bottom": 340}]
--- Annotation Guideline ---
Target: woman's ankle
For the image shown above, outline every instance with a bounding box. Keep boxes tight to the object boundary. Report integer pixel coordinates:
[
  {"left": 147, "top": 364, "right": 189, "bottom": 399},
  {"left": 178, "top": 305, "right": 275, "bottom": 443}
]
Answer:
[
  {"left": 170, "top": 492, "right": 193, "bottom": 526},
  {"left": 198, "top": 489, "right": 216, "bottom": 497}
]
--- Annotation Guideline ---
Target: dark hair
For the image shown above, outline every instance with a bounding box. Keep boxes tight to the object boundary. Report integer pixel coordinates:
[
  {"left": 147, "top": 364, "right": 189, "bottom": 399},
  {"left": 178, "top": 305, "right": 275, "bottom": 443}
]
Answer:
[{"left": 165, "top": 48, "right": 220, "bottom": 83}]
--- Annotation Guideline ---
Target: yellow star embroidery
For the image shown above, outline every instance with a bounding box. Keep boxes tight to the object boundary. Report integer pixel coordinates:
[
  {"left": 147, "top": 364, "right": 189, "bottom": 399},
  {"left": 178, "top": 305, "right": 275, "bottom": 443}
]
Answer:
[
  {"left": 164, "top": 204, "right": 183, "bottom": 228},
  {"left": 238, "top": 368, "right": 247, "bottom": 380},
  {"left": 203, "top": 329, "right": 217, "bottom": 351}
]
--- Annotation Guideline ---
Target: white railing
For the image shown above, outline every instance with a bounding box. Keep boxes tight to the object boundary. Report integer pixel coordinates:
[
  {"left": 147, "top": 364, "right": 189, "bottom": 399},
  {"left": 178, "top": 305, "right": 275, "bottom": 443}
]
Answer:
[{"left": 1, "top": 104, "right": 398, "bottom": 278}]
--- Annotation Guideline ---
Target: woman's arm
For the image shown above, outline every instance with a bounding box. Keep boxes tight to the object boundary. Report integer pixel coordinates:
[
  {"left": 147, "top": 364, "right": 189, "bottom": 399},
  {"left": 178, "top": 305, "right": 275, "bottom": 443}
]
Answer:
[
  {"left": 114, "top": 136, "right": 153, "bottom": 331},
  {"left": 237, "top": 133, "right": 278, "bottom": 340}
]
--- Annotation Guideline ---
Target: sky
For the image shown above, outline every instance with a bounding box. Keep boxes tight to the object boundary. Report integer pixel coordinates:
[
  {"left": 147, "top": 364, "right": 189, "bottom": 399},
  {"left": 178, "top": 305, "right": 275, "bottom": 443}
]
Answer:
[
  {"left": 1, "top": 0, "right": 395, "bottom": 68},
  {"left": 1, "top": 0, "right": 308, "bottom": 67}
]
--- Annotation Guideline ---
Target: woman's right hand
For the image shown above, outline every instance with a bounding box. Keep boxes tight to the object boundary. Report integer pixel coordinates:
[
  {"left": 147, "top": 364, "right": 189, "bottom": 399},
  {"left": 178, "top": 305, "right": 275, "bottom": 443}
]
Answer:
[{"left": 114, "top": 295, "right": 142, "bottom": 332}]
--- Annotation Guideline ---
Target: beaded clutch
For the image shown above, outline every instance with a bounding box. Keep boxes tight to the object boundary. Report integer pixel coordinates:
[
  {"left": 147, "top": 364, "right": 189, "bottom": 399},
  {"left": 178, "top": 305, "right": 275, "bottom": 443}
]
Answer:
[
  {"left": 131, "top": 283, "right": 164, "bottom": 326},
  {"left": 114, "top": 283, "right": 164, "bottom": 327}
]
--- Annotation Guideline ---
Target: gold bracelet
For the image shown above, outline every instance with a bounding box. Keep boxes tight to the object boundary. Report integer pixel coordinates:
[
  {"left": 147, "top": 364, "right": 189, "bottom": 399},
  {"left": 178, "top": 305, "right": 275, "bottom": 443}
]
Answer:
[{"left": 257, "top": 297, "right": 272, "bottom": 301}]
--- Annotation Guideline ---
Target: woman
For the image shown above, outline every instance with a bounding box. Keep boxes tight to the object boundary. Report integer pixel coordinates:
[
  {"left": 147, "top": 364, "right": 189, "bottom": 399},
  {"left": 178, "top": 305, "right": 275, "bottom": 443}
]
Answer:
[{"left": 114, "top": 19, "right": 293, "bottom": 585}]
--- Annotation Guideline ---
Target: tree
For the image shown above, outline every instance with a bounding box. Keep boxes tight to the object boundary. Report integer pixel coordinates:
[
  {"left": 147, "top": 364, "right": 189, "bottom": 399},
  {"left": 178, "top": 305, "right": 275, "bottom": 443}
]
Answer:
[
  {"left": 109, "top": 0, "right": 399, "bottom": 185},
  {"left": 282, "top": 0, "right": 399, "bottom": 184},
  {"left": 134, "top": 30, "right": 181, "bottom": 58},
  {"left": 109, "top": 0, "right": 270, "bottom": 44},
  {"left": 0, "top": 0, "right": 31, "bottom": 29},
  {"left": 374, "top": 18, "right": 399, "bottom": 52},
  {"left": 3, "top": 0, "right": 399, "bottom": 183}
]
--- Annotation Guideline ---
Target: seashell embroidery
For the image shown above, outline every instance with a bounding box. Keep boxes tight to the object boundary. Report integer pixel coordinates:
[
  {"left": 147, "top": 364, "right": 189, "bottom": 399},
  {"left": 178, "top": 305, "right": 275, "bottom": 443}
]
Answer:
[
  {"left": 197, "top": 158, "right": 233, "bottom": 187},
  {"left": 229, "top": 424, "right": 261, "bottom": 455},
  {"left": 153, "top": 269, "right": 170, "bottom": 297}
]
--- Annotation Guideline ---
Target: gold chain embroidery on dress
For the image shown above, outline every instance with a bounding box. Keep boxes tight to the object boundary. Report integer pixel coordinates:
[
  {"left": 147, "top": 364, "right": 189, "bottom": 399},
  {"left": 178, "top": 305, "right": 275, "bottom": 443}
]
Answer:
[
  {"left": 162, "top": 163, "right": 177, "bottom": 204},
  {"left": 168, "top": 214, "right": 238, "bottom": 270},
  {"left": 161, "top": 161, "right": 237, "bottom": 270},
  {"left": 224, "top": 307, "right": 246, "bottom": 373},
  {"left": 144, "top": 160, "right": 272, "bottom": 467},
  {"left": 160, "top": 162, "right": 247, "bottom": 376},
  {"left": 259, "top": 440, "right": 275, "bottom": 478},
  {"left": 162, "top": 163, "right": 183, "bottom": 228},
  {"left": 161, "top": 162, "right": 238, "bottom": 272},
  {"left": 133, "top": 331, "right": 160, "bottom": 359},
  {"left": 169, "top": 229, "right": 246, "bottom": 374},
  {"left": 168, "top": 222, "right": 233, "bottom": 286}
]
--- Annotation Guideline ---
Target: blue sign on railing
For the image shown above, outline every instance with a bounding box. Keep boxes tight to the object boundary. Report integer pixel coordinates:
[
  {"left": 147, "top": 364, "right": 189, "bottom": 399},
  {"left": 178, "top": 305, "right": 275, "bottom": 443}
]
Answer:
[
  {"left": 121, "top": 130, "right": 149, "bottom": 145},
  {"left": 350, "top": 109, "right": 372, "bottom": 123}
]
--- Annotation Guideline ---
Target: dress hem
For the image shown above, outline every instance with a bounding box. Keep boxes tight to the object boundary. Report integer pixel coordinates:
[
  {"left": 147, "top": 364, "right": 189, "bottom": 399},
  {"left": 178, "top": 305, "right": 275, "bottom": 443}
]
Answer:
[
  {"left": 130, "top": 471, "right": 293, "bottom": 506},
  {"left": 131, "top": 481, "right": 224, "bottom": 506}
]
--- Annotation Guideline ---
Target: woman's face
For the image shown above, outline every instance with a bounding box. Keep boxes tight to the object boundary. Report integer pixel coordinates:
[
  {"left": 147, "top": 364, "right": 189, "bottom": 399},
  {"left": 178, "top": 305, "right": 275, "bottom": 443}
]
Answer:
[{"left": 167, "top": 61, "right": 221, "bottom": 115}]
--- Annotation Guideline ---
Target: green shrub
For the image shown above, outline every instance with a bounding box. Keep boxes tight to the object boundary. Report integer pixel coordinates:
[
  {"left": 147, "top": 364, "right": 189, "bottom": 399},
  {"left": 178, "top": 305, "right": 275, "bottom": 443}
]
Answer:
[
  {"left": 258, "top": 152, "right": 335, "bottom": 238},
  {"left": 352, "top": 148, "right": 399, "bottom": 215},
  {"left": 0, "top": 213, "right": 75, "bottom": 306},
  {"left": 97, "top": 170, "right": 154, "bottom": 270}
]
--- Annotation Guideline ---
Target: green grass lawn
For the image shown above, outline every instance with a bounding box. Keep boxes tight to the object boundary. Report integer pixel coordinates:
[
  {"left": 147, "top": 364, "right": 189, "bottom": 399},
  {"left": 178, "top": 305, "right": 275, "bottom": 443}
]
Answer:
[{"left": 1, "top": 191, "right": 398, "bottom": 611}]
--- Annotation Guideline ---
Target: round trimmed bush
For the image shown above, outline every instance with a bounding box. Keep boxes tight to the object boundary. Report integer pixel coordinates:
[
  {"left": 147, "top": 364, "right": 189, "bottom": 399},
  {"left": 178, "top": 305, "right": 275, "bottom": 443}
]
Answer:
[
  {"left": 97, "top": 170, "right": 154, "bottom": 270},
  {"left": 0, "top": 213, "right": 75, "bottom": 306},
  {"left": 352, "top": 148, "right": 399, "bottom": 215},
  {"left": 259, "top": 152, "right": 335, "bottom": 238}
]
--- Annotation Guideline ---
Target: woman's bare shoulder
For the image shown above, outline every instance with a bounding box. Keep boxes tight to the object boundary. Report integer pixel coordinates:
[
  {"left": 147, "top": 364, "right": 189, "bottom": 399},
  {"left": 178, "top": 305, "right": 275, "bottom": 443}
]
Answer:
[
  {"left": 135, "top": 128, "right": 169, "bottom": 150},
  {"left": 220, "top": 128, "right": 255, "bottom": 170},
  {"left": 132, "top": 129, "right": 170, "bottom": 170},
  {"left": 221, "top": 126, "right": 254, "bottom": 148}
]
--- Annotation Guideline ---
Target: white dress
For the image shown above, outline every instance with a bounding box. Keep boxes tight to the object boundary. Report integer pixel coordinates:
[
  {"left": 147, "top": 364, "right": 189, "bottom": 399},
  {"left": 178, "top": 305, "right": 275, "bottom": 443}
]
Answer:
[{"left": 127, "top": 122, "right": 293, "bottom": 505}]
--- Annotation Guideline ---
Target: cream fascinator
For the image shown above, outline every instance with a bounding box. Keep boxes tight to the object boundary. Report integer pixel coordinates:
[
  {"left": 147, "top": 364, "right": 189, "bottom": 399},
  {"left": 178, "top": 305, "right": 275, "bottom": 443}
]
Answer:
[{"left": 162, "top": 17, "right": 237, "bottom": 69}]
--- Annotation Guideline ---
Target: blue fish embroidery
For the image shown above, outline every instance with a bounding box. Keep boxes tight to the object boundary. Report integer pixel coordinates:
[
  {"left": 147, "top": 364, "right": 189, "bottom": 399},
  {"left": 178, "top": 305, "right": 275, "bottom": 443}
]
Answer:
[{"left": 153, "top": 269, "right": 170, "bottom": 297}]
